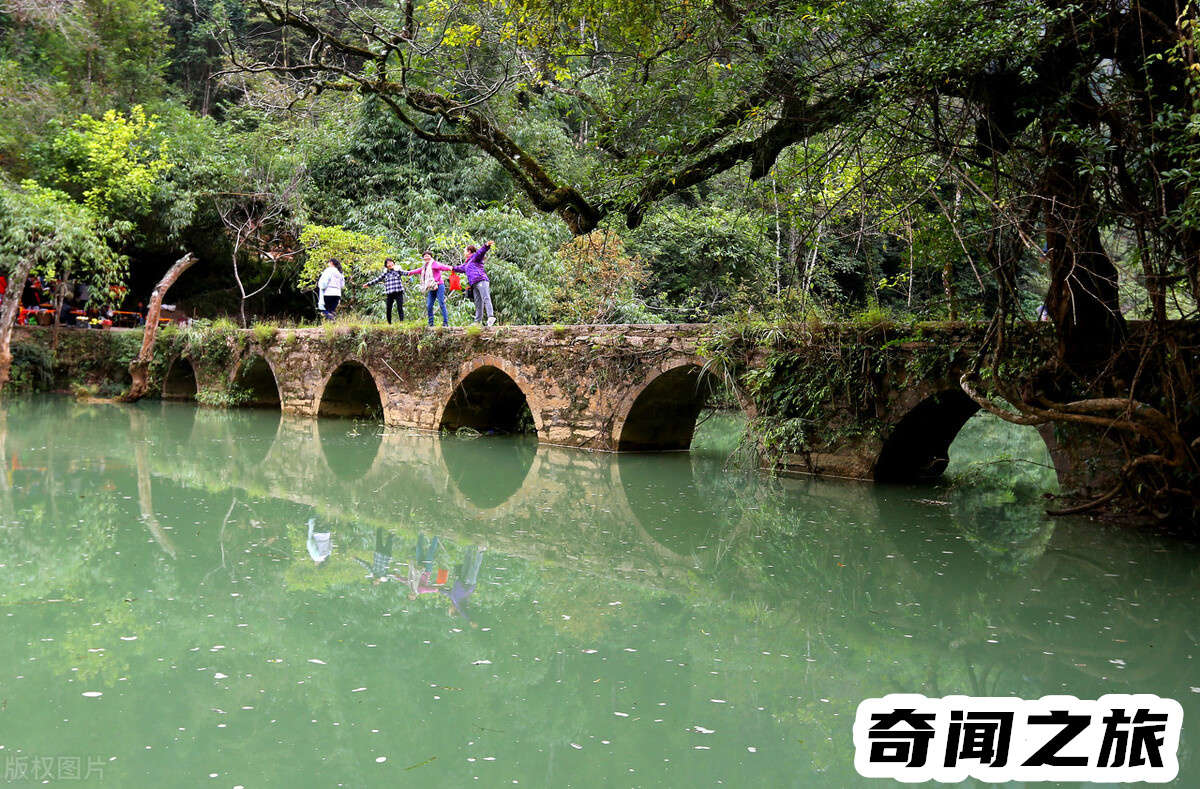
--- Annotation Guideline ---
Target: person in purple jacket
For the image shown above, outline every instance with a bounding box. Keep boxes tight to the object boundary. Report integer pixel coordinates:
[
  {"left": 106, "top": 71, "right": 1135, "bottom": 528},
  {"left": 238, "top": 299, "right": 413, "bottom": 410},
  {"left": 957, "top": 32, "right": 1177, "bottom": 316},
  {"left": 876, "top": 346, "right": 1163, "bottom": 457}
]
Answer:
[
  {"left": 453, "top": 240, "right": 496, "bottom": 326},
  {"left": 441, "top": 544, "right": 486, "bottom": 626}
]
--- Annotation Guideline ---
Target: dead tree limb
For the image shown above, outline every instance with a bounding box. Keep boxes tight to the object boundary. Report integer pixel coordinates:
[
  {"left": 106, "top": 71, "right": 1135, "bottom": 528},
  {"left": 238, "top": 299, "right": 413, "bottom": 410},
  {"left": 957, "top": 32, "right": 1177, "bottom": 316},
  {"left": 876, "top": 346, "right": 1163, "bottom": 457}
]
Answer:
[{"left": 124, "top": 252, "right": 197, "bottom": 401}]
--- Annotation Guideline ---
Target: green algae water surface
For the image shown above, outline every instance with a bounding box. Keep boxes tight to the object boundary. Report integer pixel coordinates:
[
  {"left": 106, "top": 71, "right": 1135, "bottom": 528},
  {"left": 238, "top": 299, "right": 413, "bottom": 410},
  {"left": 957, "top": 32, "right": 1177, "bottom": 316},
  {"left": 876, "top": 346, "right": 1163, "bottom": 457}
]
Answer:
[{"left": 1, "top": 398, "right": 1197, "bottom": 786}]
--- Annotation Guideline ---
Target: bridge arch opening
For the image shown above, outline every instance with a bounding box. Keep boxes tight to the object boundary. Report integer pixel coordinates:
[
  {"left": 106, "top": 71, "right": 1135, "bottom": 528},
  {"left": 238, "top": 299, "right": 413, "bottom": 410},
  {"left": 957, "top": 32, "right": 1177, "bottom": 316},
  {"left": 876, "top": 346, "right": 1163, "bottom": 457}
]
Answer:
[
  {"left": 616, "top": 363, "right": 737, "bottom": 452},
  {"left": 440, "top": 365, "right": 537, "bottom": 435},
  {"left": 233, "top": 355, "right": 281, "bottom": 408},
  {"left": 162, "top": 358, "right": 197, "bottom": 400},
  {"left": 318, "top": 361, "right": 384, "bottom": 420},
  {"left": 874, "top": 388, "right": 978, "bottom": 482},
  {"left": 874, "top": 389, "right": 1059, "bottom": 484}
]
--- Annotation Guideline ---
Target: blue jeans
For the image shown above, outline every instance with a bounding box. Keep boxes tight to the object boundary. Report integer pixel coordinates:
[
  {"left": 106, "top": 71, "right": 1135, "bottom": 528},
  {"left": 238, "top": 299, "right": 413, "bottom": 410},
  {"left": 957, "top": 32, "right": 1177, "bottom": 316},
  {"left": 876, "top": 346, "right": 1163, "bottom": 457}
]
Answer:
[
  {"left": 417, "top": 533, "right": 440, "bottom": 574},
  {"left": 425, "top": 282, "right": 448, "bottom": 326},
  {"left": 460, "top": 545, "right": 484, "bottom": 586}
]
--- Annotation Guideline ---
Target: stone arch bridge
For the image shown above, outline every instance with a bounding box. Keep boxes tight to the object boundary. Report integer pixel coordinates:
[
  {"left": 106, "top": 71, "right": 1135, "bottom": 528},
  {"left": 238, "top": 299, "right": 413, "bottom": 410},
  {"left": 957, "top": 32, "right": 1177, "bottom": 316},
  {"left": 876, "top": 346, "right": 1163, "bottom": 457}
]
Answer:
[{"left": 146, "top": 322, "right": 1094, "bottom": 491}]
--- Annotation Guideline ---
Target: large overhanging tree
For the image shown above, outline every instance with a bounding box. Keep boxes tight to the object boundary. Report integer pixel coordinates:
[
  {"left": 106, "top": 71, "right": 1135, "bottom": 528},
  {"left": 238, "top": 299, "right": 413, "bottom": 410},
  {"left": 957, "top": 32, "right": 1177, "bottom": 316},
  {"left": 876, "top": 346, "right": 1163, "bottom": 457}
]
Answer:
[{"left": 230, "top": 0, "right": 1199, "bottom": 516}]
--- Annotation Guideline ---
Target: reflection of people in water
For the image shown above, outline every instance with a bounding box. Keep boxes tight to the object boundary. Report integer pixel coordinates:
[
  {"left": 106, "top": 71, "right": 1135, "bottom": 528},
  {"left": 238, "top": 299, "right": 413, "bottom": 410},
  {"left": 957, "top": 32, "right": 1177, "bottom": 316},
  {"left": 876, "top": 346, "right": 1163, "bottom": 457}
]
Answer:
[
  {"left": 404, "top": 564, "right": 441, "bottom": 599},
  {"left": 355, "top": 527, "right": 394, "bottom": 583},
  {"left": 403, "top": 533, "right": 443, "bottom": 599},
  {"left": 441, "top": 545, "right": 486, "bottom": 626},
  {"left": 306, "top": 518, "right": 332, "bottom": 565},
  {"left": 416, "top": 533, "right": 440, "bottom": 575}
]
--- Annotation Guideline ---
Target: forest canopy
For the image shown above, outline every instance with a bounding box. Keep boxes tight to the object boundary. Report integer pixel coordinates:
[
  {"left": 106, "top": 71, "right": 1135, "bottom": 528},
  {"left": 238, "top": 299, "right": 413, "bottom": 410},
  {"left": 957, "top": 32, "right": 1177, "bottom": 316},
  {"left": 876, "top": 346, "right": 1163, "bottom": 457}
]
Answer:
[{"left": 1, "top": 0, "right": 1193, "bottom": 332}]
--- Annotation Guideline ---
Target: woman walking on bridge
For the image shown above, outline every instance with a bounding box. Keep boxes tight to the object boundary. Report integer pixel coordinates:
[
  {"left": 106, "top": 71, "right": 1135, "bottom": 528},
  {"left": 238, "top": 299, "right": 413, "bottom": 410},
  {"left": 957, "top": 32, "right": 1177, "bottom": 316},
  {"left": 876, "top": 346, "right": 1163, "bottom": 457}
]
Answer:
[
  {"left": 316, "top": 259, "right": 344, "bottom": 320},
  {"left": 454, "top": 240, "right": 496, "bottom": 326}
]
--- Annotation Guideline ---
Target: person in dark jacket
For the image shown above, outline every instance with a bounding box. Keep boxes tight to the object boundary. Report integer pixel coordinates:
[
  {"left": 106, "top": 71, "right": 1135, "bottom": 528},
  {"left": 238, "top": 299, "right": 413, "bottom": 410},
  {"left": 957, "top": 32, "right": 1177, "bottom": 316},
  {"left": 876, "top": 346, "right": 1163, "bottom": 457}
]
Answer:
[{"left": 362, "top": 258, "right": 407, "bottom": 323}]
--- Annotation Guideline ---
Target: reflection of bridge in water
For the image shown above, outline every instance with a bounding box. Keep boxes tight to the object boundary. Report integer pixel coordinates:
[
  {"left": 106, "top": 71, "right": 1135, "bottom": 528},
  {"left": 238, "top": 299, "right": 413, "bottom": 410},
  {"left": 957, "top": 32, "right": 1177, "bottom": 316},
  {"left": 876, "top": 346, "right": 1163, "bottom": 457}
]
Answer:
[
  {"left": 2, "top": 398, "right": 1196, "bottom": 696},
  {"left": 120, "top": 404, "right": 1200, "bottom": 692}
]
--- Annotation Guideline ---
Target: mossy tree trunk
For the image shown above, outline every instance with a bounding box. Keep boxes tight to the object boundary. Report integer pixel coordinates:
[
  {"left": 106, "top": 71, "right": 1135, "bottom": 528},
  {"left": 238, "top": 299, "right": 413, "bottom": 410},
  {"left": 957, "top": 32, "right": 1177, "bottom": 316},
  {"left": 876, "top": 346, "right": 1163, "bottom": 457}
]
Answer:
[{"left": 0, "top": 253, "right": 38, "bottom": 390}]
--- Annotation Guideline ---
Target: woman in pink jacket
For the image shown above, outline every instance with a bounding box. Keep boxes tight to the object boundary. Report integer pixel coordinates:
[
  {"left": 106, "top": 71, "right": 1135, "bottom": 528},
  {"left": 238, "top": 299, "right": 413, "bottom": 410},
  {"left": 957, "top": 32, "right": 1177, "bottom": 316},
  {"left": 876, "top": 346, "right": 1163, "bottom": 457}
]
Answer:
[{"left": 405, "top": 251, "right": 454, "bottom": 327}]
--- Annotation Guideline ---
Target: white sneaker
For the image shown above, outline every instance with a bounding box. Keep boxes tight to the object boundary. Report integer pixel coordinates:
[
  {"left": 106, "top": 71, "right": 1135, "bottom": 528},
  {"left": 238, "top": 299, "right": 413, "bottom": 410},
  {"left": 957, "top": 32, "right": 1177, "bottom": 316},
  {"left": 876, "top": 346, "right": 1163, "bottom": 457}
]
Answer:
[{"left": 486, "top": 316, "right": 496, "bottom": 326}]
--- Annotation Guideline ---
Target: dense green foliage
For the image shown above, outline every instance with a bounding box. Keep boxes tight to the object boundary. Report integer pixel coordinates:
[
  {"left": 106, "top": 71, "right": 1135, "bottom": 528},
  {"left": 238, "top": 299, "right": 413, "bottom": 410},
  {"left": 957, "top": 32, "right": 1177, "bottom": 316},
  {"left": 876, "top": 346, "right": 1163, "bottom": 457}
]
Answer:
[
  {"left": 12, "top": 0, "right": 1191, "bottom": 327},
  {"left": 0, "top": 181, "right": 127, "bottom": 293}
]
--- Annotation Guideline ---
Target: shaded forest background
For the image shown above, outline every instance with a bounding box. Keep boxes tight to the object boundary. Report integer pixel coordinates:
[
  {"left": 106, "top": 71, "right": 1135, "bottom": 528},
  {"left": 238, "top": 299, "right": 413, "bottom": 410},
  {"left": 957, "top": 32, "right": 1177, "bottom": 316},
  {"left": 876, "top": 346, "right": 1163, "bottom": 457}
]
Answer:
[{"left": 6, "top": 0, "right": 1191, "bottom": 329}]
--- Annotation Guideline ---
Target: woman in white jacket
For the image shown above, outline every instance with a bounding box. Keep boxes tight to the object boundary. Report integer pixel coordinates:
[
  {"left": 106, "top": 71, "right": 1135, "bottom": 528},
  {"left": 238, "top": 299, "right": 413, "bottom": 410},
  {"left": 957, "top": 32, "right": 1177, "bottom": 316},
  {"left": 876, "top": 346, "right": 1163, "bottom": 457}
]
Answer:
[{"left": 316, "top": 259, "right": 345, "bottom": 320}]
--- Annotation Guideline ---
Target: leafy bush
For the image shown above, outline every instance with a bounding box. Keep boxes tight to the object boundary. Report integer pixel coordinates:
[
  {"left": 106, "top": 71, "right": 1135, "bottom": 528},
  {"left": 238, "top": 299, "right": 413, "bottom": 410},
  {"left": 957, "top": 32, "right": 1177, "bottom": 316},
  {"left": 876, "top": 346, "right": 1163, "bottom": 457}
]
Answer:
[
  {"left": 195, "top": 385, "right": 251, "bottom": 408},
  {"left": 252, "top": 323, "right": 278, "bottom": 344},
  {"left": 549, "top": 231, "right": 653, "bottom": 324},
  {"left": 626, "top": 205, "right": 773, "bottom": 321}
]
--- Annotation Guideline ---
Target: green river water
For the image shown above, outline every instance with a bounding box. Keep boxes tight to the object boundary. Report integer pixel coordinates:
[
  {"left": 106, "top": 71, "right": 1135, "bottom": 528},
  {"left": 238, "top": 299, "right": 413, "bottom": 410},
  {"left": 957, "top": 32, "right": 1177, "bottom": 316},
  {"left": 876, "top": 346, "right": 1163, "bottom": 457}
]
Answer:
[{"left": 1, "top": 398, "right": 1196, "bottom": 786}]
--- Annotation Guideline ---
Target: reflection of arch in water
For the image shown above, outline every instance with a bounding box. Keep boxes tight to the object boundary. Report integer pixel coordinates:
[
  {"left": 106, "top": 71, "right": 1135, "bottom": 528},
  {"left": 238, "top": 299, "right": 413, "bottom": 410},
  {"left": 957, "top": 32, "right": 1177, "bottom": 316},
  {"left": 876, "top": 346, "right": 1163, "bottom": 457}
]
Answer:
[
  {"left": 317, "top": 360, "right": 384, "bottom": 420},
  {"left": 233, "top": 355, "right": 282, "bottom": 409},
  {"left": 162, "top": 357, "right": 197, "bottom": 400},
  {"left": 440, "top": 434, "right": 537, "bottom": 509},
  {"left": 613, "top": 451, "right": 725, "bottom": 554},
  {"left": 222, "top": 408, "right": 281, "bottom": 467},
  {"left": 873, "top": 388, "right": 1060, "bottom": 483},
  {"left": 437, "top": 356, "right": 543, "bottom": 437},
  {"left": 429, "top": 439, "right": 691, "bottom": 572},
  {"left": 318, "top": 419, "right": 383, "bottom": 482},
  {"left": 613, "top": 360, "right": 748, "bottom": 451}
]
